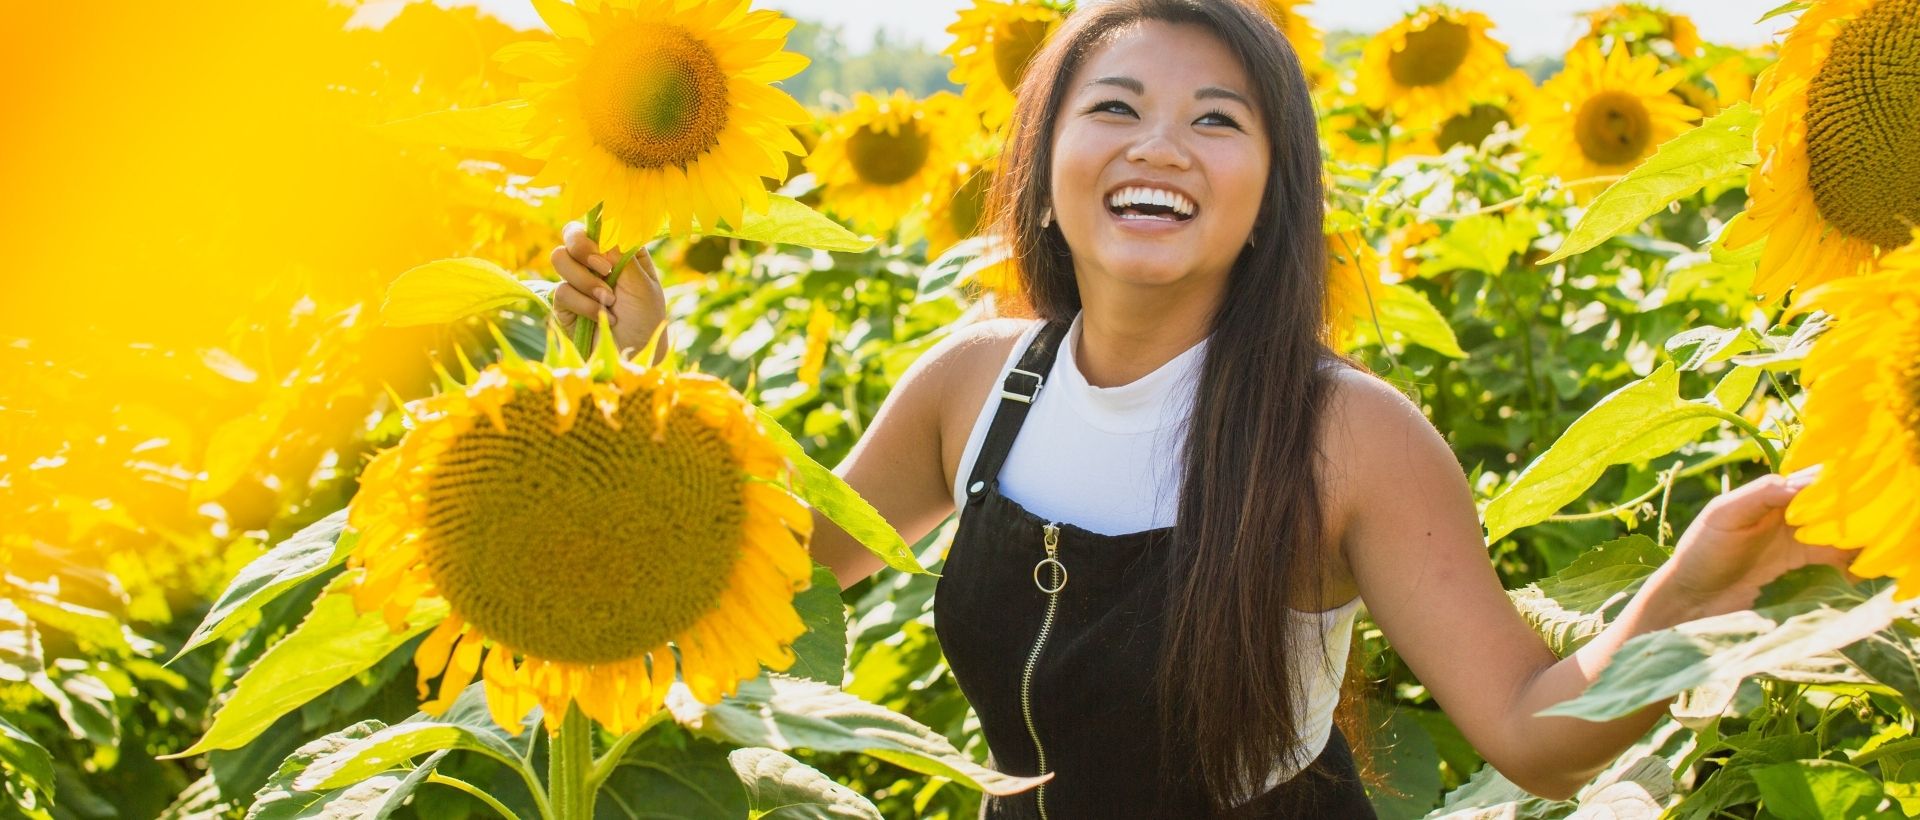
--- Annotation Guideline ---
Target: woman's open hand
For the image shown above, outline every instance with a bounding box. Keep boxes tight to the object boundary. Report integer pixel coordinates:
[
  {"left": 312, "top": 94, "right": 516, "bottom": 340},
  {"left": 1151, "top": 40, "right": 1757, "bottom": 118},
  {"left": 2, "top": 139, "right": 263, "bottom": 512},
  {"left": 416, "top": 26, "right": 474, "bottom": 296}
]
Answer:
[
  {"left": 549, "top": 220, "right": 668, "bottom": 362},
  {"left": 1657, "top": 467, "right": 1861, "bottom": 620}
]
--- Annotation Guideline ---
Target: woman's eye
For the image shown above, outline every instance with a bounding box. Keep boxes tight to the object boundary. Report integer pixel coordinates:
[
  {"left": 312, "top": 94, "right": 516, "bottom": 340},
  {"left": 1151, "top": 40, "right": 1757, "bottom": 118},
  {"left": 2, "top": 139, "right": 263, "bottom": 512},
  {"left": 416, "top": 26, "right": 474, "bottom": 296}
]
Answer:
[
  {"left": 1088, "top": 99, "right": 1135, "bottom": 116},
  {"left": 1198, "top": 109, "right": 1242, "bottom": 129}
]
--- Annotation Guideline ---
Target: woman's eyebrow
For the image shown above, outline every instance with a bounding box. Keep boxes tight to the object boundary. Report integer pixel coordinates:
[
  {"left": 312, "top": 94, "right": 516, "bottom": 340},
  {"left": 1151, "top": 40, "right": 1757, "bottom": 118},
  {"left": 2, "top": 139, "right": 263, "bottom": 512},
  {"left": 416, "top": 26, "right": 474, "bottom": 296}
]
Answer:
[
  {"left": 1196, "top": 86, "right": 1250, "bottom": 107},
  {"left": 1085, "top": 75, "right": 1144, "bottom": 94}
]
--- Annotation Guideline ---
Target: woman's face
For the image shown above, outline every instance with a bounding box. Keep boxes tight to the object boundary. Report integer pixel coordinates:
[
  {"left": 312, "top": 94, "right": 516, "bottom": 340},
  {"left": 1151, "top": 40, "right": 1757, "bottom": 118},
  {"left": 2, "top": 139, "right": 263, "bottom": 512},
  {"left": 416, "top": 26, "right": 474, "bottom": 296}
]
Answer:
[{"left": 1048, "top": 20, "right": 1269, "bottom": 298}]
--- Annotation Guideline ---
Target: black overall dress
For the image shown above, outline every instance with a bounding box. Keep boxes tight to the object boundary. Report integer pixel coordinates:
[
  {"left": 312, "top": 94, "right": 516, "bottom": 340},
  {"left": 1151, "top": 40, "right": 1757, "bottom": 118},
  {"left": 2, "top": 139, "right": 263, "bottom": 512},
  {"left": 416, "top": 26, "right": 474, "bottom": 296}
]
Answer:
[{"left": 933, "top": 319, "right": 1378, "bottom": 820}]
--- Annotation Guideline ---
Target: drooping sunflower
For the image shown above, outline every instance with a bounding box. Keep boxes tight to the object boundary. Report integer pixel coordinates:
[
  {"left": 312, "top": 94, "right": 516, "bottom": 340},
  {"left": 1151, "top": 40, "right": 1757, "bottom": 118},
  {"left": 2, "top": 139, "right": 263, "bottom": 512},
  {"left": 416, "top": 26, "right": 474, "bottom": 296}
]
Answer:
[
  {"left": 501, "top": 0, "right": 813, "bottom": 246},
  {"left": 1256, "top": 0, "right": 1326, "bottom": 80},
  {"left": 1722, "top": 0, "right": 1920, "bottom": 303},
  {"left": 1356, "top": 6, "right": 1512, "bottom": 126},
  {"left": 1528, "top": 41, "right": 1698, "bottom": 190},
  {"left": 1782, "top": 238, "right": 1920, "bottom": 599},
  {"left": 945, "top": 0, "right": 1066, "bottom": 130},
  {"left": 347, "top": 337, "right": 815, "bottom": 734},
  {"left": 809, "top": 90, "right": 966, "bottom": 234},
  {"left": 1580, "top": 3, "right": 1704, "bottom": 60}
]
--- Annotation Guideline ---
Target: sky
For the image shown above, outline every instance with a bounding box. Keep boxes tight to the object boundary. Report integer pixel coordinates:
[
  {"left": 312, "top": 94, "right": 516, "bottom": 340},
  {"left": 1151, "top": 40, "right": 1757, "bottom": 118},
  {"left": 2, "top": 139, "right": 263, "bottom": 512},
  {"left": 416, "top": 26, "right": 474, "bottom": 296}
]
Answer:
[{"left": 438, "top": 0, "right": 1788, "bottom": 60}]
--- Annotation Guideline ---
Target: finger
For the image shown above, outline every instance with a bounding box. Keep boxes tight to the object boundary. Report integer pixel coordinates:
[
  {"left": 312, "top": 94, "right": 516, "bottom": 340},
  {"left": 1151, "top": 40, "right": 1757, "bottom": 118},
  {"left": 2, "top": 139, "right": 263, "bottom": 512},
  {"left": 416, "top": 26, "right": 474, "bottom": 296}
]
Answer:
[
  {"left": 553, "top": 284, "right": 617, "bottom": 327},
  {"left": 551, "top": 245, "right": 616, "bottom": 307},
  {"left": 1705, "top": 474, "right": 1799, "bottom": 531},
  {"left": 563, "top": 221, "right": 612, "bottom": 275}
]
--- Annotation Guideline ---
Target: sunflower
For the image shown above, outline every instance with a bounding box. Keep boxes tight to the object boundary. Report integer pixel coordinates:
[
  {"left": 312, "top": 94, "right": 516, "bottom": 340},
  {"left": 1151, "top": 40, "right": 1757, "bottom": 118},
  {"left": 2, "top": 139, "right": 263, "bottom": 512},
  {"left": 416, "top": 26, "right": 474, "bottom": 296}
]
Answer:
[
  {"left": 809, "top": 90, "right": 965, "bottom": 234},
  {"left": 1722, "top": 0, "right": 1920, "bottom": 303},
  {"left": 1528, "top": 41, "right": 1698, "bottom": 190},
  {"left": 1356, "top": 6, "right": 1513, "bottom": 126},
  {"left": 1386, "top": 221, "right": 1441, "bottom": 282},
  {"left": 1580, "top": 3, "right": 1704, "bottom": 60},
  {"left": 1325, "top": 227, "right": 1382, "bottom": 351},
  {"left": 501, "top": 0, "right": 813, "bottom": 246},
  {"left": 1782, "top": 238, "right": 1920, "bottom": 599},
  {"left": 945, "top": 0, "right": 1066, "bottom": 130},
  {"left": 1256, "top": 0, "right": 1326, "bottom": 80},
  {"left": 346, "top": 336, "right": 814, "bottom": 734},
  {"left": 1402, "top": 67, "right": 1534, "bottom": 155}
]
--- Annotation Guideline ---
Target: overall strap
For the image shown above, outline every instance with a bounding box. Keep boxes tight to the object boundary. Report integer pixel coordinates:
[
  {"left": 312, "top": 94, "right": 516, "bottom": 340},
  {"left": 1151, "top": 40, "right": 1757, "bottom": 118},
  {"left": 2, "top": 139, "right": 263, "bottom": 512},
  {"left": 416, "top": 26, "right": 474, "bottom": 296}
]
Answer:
[{"left": 962, "top": 318, "right": 1071, "bottom": 506}]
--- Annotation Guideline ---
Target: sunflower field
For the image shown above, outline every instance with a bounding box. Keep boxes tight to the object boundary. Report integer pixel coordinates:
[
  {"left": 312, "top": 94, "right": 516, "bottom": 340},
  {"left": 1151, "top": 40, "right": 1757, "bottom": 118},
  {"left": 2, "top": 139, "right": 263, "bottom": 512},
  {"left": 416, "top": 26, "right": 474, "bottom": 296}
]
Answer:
[{"left": 4, "top": 0, "right": 1919, "bottom": 816}]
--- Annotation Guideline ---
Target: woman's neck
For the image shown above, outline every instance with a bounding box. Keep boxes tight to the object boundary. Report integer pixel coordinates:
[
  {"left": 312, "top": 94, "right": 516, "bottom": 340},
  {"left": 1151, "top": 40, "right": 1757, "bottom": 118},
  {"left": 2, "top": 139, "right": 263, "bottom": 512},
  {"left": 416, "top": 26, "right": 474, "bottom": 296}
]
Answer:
[{"left": 1072, "top": 292, "right": 1217, "bottom": 388}]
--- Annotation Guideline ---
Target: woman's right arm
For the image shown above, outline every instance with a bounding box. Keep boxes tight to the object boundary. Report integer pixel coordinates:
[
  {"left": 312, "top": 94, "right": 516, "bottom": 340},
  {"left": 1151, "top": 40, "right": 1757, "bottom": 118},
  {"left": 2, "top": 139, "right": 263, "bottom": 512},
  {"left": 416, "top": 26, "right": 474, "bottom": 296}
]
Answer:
[{"left": 549, "top": 225, "right": 975, "bottom": 590}]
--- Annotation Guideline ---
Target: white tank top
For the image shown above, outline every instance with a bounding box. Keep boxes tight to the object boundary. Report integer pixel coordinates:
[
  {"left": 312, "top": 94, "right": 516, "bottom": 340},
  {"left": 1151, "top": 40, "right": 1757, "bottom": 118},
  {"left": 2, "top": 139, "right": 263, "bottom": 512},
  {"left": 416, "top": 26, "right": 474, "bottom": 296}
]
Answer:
[{"left": 950, "top": 310, "right": 1364, "bottom": 788}]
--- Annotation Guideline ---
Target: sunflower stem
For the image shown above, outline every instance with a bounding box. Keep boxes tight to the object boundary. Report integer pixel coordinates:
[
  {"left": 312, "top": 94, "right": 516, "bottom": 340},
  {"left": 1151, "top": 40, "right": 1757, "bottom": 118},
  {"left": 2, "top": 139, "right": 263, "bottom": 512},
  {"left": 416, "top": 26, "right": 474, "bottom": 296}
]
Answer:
[
  {"left": 1701, "top": 406, "right": 1784, "bottom": 473},
  {"left": 548, "top": 704, "right": 597, "bottom": 820},
  {"left": 585, "top": 710, "right": 669, "bottom": 793}
]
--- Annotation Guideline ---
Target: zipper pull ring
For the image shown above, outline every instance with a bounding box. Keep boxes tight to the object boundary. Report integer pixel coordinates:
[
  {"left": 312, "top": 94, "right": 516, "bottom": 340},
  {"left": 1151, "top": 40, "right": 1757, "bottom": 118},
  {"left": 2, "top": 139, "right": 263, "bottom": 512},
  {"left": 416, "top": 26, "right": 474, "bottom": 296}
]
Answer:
[{"left": 1033, "top": 522, "right": 1067, "bottom": 594}]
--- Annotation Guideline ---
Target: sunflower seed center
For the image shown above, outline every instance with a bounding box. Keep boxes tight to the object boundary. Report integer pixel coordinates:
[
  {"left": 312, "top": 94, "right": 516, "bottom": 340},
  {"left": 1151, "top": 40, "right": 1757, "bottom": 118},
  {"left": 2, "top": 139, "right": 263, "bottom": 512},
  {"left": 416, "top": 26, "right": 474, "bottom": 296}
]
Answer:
[
  {"left": 1575, "top": 90, "right": 1654, "bottom": 166},
  {"left": 421, "top": 385, "right": 744, "bottom": 664},
  {"left": 993, "top": 16, "right": 1054, "bottom": 92},
  {"left": 847, "top": 121, "right": 932, "bottom": 186},
  {"left": 1437, "top": 103, "right": 1512, "bottom": 151},
  {"left": 1804, "top": 0, "right": 1920, "bottom": 251},
  {"left": 1388, "top": 18, "right": 1472, "bottom": 87},
  {"left": 581, "top": 23, "right": 731, "bottom": 171}
]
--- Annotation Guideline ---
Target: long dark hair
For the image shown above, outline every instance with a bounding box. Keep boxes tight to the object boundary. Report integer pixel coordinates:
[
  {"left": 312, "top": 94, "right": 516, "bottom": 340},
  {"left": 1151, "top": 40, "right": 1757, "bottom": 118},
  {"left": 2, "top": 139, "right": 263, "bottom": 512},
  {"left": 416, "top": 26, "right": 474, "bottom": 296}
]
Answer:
[{"left": 982, "top": 0, "right": 1370, "bottom": 811}]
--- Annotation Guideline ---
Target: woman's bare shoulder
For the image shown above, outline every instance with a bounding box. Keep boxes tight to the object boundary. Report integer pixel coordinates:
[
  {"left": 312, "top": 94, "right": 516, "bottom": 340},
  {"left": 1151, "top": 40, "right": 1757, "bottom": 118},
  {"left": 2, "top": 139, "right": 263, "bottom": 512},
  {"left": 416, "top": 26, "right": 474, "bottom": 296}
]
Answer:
[{"left": 905, "top": 316, "right": 1038, "bottom": 486}]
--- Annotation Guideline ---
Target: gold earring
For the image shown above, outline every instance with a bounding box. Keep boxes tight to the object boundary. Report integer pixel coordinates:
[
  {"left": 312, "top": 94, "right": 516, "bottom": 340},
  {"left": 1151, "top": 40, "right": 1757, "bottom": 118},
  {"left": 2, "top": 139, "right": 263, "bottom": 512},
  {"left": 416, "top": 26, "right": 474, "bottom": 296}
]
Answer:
[{"left": 1041, "top": 206, "right": 1053, "bottom": 228}]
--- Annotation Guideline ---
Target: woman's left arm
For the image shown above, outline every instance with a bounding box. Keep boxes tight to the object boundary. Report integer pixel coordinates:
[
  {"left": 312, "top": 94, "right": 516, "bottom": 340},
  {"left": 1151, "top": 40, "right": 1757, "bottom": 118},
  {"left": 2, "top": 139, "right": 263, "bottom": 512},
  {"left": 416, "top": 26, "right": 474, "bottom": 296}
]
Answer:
[{"left": 1324, "top": 370, "right": 1853, "bottom": 801}]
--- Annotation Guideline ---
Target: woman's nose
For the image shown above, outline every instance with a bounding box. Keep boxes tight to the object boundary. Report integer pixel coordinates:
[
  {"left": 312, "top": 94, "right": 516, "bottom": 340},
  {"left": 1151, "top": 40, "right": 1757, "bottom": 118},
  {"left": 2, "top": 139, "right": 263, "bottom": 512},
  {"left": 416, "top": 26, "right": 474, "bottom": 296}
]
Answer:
[{"left": 1124, "top": 127, "right": 1191, "bottom": 169}]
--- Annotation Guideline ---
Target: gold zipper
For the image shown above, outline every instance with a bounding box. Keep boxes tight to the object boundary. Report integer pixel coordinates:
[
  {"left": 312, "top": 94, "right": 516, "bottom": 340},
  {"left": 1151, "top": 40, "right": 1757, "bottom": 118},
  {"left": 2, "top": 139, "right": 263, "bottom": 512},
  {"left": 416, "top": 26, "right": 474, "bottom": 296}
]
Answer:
[{"left": 1021, "top": 522, "right": 1065, "bottom": 819}]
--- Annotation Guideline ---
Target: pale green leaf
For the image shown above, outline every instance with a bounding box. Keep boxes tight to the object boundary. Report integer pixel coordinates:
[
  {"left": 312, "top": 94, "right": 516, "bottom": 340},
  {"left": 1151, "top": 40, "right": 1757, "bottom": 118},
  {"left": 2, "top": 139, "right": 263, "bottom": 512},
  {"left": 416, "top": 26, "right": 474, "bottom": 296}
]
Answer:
[
  {"left": 1417, "top": 214, "right": 1531, "bottom": 277},
  {"left": 730, "top": 747, "right": 883, "bottom": 819},
  {"left": 599, "top": 731, "right": 749, "bottom": 819},
  {"left": 172, "top": 574, "right": 448, "bottom": 756},
  {"left": 683, "top": 195, "right": 872, "bottom": 253},
  {"left": 1509, "top": 536, "right": 1667, "bottom": 657},
  {"left": 247, "top": 720, "right": 448, "bottom": 820},
  {"left": 1483, "top": 364, "right": 1759, "bottom": 542},
  {"left": 682, "top": 674, "right": 1047, "bottom": 797},
  {"left": 0, "top": 714, "right": 54, "bottom": 807},
  {"left": 175, "top": 510, "right": 354, "bottom": 661},
  {"left": 1538, "top": 585, "right": 1919, "bottom": 721},
  {"left": 1348, "top": 281, "right": 1468, "bottom": 359},
  {"left": 1750, "top": 760, "right": 1887, "bottom": 820},
  {"left": 1542, "top": 103, "right": 1760, "bottom": 264},
  {"left": 380, "top": 257, "right": 546, "bottom": 328},
  {"left": 293, "top": 722, "right": 521, "bottom": 792},
  {"left": 755, "top": 409, "right": 927, "bottom": 576}
]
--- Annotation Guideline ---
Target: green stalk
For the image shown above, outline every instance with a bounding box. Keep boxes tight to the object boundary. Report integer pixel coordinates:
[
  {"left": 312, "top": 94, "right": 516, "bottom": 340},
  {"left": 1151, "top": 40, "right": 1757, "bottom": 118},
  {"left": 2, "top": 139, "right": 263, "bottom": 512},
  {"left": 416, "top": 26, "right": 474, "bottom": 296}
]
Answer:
[{"left": 548, "top": 705, "right": 597, "bottom": 820}]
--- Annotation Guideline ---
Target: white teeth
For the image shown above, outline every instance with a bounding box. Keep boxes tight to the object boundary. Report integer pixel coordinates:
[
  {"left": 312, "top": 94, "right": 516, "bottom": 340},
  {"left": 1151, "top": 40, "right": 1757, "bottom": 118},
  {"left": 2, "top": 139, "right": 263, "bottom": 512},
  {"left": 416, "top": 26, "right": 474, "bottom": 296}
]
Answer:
[{"left": 1105, "top": 186, "right": 1195, "bottom": 217}]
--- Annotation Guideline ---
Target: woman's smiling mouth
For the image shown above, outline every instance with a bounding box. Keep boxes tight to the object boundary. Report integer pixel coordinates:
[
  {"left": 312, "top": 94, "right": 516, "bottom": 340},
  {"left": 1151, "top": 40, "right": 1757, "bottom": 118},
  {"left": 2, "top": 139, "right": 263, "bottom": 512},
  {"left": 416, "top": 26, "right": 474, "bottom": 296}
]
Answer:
[{"left": 1105, "top": 184, "right": 1198, "bottom": 222}]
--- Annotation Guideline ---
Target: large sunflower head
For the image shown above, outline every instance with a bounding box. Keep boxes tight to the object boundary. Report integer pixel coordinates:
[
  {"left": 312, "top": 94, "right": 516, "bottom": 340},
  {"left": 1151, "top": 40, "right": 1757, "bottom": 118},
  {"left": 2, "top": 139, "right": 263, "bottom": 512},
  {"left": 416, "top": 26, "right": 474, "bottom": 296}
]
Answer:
[
  {"left": 1528, "top": 40, "right": 1698, "bottom": 191},
  {"left": 944, "top": 0, "right": 1067, "bottom": 130},
  {"left": 1580, "top": 3, "right": 1704, "bottom": 60},
  {"left": 347, "top": 333, "right": 814, "bottom": 734},
  {"left": 1721, "top": 0, "right": 1920, "bottom": 303},
  {"left": 807, "top": 90, "right": 965, "bottom": 235},
  {"left": 1783, "top": 236, "right": 1920, "bottom": 599},
  {"left": 1356, "top": 6, "right": 1512, "bottom": 126},
  {"left": 504, "top": 0, "right": 814, "bottom": 246}
]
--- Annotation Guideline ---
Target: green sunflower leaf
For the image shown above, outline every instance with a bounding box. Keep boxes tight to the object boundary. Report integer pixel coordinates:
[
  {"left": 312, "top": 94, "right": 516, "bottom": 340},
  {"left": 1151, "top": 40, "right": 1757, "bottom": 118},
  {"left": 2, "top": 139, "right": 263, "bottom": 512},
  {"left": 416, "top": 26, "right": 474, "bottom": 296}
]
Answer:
[
  {"left": 682, "top": 674, "right": 1048, "bottom": 797},
  {"left": 173, "top": 510, "right": 354, "bottom": 663},
  {"left": 292, "top": 722, "right": 521, "bottom": 792},
  {"left": 755, "top": 408, "right": 928, "bottom": 577},
  {"left": 381, "top": 257, "right": 549, "bottom": 327},
  {"left": 1750, "top": 760, "right": 1888, "bottom": 820},
  {"left": 1483, "top": 364, "right": 1760, "bottom": 543},
  {"left": 1542, "top": 103, "right": 1761, "bottom": 264},
  {"left": 169, "top": 574, "right": 448, "bottom": 757},
  {"left": 787, "top": 565, "right": 850, "bottom": 686},
  {"left": 0, "top": 715, "right": 55, "bottom": 809},
  {"left": 729, "top": 747, "right": 882, "bottom": 819},
  {"left": 1347, "top": 281, "right": 1468, "bottom": 359},
  {"left": 681, "top": 195, "right": 872, "bottom": 253},
  {"left": 248, "top": 720, "right": 449, "bottom": 820}
]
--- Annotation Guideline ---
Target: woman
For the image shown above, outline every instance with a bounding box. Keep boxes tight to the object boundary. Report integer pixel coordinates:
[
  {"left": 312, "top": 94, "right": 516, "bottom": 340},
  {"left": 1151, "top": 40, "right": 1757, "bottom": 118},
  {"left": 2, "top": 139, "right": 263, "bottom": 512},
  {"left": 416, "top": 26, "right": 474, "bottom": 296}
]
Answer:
[{"left": 548, "top": 1, "right": 1848, "bottom": 816}]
